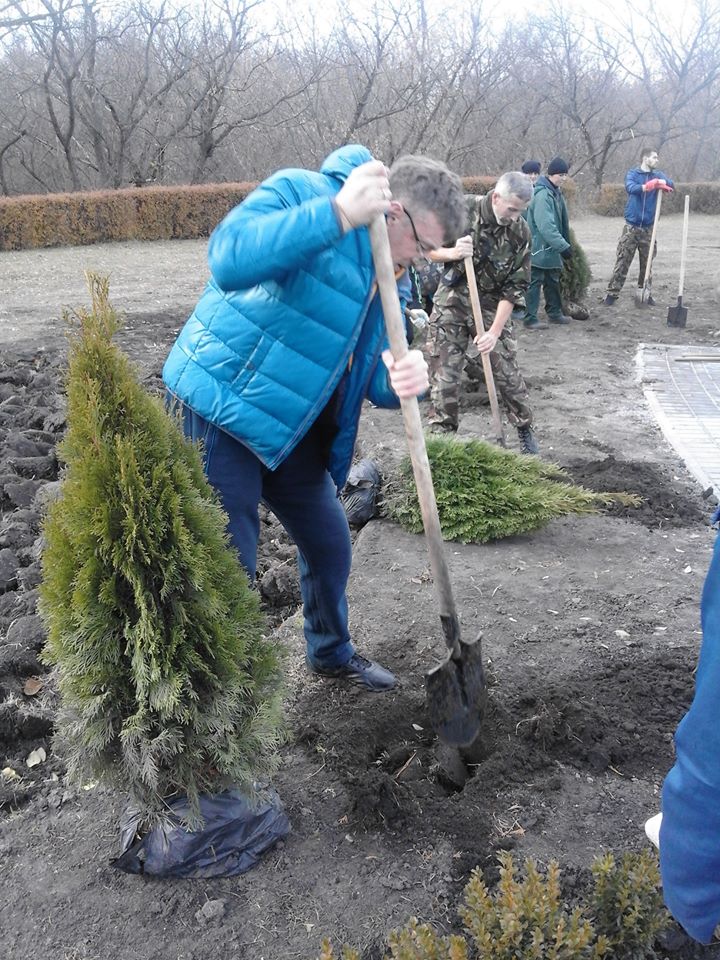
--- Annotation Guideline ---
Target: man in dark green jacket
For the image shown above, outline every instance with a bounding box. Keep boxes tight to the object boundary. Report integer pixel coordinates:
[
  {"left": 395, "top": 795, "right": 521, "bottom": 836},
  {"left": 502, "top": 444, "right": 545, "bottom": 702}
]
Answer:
[{"left": 523, "top": 157, "right": 572, "bottom": 330}]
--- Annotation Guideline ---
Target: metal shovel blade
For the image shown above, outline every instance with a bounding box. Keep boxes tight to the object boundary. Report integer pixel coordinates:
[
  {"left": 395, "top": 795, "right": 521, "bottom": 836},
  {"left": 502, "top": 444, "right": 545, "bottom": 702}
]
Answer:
[
  {"left": 425, "top": 631, "right": 487, "bottom": 747},
  {"left": 667, "top": 297, "right": 688, "bottom": 328}
]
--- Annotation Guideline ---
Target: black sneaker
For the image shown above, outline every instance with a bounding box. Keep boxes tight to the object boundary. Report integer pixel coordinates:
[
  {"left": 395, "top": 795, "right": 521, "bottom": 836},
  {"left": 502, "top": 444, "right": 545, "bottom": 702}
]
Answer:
[
  {"left": 517, "top": 425, "right": 539, "bottom": 455},
  {"left": 547, "top": 314, "right": 572, "bottom": 324},
  {"left": 307, "top": 653, "right": 398, "bottom": 692},
  {"left": 603, "top": 294, "right": 618, "bottom": 306},
  {"left": 523, "top": 317, "right": 548, "bottom": 330}
]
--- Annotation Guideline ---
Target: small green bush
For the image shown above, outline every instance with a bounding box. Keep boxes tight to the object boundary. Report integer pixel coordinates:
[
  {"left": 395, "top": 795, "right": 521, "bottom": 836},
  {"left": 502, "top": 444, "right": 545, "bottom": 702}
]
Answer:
[
  {"left": 319, "top": 850, "right": 669, "bottom": 960},
  {"left": 591, "top": 851, "right": 667, "bottom": 960},
  {"left": 561, "top": 227, "right": 592, "bottom": 304},
  {"left": 385, "top": 436, "right": 640, "bottom": 543},
  {"left": 40, "top": 275, "right": 285, "bottom": 827}
]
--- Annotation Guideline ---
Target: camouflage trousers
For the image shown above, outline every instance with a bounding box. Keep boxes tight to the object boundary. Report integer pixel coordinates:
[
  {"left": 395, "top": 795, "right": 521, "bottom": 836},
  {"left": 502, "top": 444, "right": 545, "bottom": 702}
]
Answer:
[
  {"left": 607, "top": 224, "right": 657, "bottom": 295},
  {"left": 425, "top": 300, "right": 532, "bottom": 430}
]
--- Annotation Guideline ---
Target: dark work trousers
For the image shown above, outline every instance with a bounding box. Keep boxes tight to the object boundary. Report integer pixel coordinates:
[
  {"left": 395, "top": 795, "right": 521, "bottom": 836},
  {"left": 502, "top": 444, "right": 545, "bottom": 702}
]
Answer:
[
  {"left": 525, "top": 266, "right": 564, "bottom": 322},
  {"left": 180, "top": 405, "right": 354, "bottom": 670}
]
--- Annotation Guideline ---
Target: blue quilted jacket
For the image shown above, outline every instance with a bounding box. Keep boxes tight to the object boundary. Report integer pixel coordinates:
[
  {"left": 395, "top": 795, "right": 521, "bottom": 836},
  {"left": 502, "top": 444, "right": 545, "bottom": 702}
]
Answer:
[
  {"left": 624, "top": 167, "right": 674, "bottom": 228},
  {"left": 660, "top": 509, "right": 720, "bottom": 943},
  {"left": 163, "top": 145, "right": 403, "bottom": 490}
]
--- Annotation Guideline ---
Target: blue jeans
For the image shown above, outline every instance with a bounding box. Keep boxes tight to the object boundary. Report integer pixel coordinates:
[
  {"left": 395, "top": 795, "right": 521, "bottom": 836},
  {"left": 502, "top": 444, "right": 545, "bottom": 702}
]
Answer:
[{"left": 180, "top": 406, "right": 354, "bottom": 669}]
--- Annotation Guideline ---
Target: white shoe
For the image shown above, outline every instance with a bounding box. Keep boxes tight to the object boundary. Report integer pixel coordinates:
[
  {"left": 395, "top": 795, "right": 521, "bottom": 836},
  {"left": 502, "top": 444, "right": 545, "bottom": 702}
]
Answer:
[{"left": 644, "top": 812, "right": 662, "bottom": 849}]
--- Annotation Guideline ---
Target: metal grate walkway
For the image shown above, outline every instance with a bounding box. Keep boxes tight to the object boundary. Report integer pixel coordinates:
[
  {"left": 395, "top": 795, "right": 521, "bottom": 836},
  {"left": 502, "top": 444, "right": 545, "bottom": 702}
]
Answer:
[{"left": 638, "top": 343, "right": 720, "bottom": 496}]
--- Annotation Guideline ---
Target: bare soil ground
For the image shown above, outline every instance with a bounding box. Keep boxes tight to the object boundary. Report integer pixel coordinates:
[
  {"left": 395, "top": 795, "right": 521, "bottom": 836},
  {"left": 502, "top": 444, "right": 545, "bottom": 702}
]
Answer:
[{"left": 1, "top": 214, "right": 719, "bottom": 960}]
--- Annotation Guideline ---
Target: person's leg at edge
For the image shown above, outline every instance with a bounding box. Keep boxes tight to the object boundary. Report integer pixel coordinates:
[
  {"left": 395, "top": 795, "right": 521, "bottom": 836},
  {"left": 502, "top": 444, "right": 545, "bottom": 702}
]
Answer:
[
  {"left": 262, "top": 427, "right": 354, "bottom": 670},
  {"left": 426, "top": 303, "right": 470, "bottom": 430},
  {"left": 524, "top": 268, "right": 542, "bottom": 327},
  {"left": 544, "top": 269, "right": 566, "bottom": 321},
  {"left": 179, "top": 403, "right": 262, "bottom": 576},
  {"left": 264, "top": 427, "right": 397, "bottom": 690},
  {"left": 489, "top": 331, "right": 538, "bottom": 453},
  {"left": 606, "top": 224, "right": 637, "bottom": 298}
]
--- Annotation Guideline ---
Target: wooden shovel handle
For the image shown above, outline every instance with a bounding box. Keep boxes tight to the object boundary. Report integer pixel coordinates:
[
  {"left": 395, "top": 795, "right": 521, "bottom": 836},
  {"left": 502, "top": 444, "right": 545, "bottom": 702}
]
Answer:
[
  {"left": 678, "top": 195, "right": 690, "bottom": 298},
  {"left": 641, "top": 189, "right": 663, "bottom": 290},
  {"left": 368, "top": 216, "right": 461, "bottom": 657},
  {"left": 464, "top": 256, "right": 505, "bottom": 446}
]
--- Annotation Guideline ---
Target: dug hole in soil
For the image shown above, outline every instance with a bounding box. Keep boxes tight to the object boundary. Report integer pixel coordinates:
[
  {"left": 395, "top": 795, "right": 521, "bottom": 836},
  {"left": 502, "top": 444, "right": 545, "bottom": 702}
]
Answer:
[{"left": 1, "top": 215, "right": 719, "bottom": 959}]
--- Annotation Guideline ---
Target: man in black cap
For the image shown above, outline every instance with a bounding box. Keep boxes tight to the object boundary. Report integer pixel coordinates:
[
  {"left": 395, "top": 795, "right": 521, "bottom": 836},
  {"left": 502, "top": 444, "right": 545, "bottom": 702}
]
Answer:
[
  {"left": 523, "top": 156, "right": 572, "bottom": 330},
  {"left": 521, "top": 160, "right": 541, "bottom": 185}
]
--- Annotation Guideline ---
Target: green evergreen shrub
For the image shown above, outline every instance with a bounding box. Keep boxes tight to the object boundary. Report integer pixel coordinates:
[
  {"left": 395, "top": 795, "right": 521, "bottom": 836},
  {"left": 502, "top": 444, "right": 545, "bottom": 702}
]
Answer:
[
  {"left": 561, "top": 227, "right": 592, "bottom": 304},
  {"left": 318, "top": 850, "right": 669, "bottom": 960},
  {"left": 40, "top": 275, "right": 285, "bottom": 828},
  {"left": 590, "top": 850, "right": 667, "bottom": 960},
  {"left": 385, "top": 436, "right": 640, "bottom": 543}
]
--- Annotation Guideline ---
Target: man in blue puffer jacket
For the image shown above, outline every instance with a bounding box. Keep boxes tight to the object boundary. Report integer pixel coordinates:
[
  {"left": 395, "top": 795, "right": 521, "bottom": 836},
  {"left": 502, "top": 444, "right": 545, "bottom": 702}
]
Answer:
[
  {"left": 163, "top": 145, "right": 466, "bottom": 691},
  {"left": 604, "top": 147, "right": 674, "bottom": 305}
]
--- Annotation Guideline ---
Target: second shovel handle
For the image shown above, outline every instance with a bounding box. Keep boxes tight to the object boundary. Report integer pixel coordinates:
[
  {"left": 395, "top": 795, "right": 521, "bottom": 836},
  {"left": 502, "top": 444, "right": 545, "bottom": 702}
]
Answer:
[
  {"left": 463, "top": 256, "right": 505, "bottom": 445},
  {"left": 369, "top": 216, "right": 461, "bottom": 655}
]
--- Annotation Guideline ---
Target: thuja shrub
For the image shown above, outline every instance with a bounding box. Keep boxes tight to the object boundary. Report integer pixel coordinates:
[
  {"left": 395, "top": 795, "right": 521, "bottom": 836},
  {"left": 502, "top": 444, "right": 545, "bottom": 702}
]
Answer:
[
  {"left": 385, "top": 437, "right": 640, "bottom": 543},
  {"left": 318, "top": 850, "right": 669, "bottom": 960},
  {"left": 561, "top": 227, "right": 592, "bottom": 304},
  {"left": 40, "top": 275, "right": 285, "bottom": 827}
]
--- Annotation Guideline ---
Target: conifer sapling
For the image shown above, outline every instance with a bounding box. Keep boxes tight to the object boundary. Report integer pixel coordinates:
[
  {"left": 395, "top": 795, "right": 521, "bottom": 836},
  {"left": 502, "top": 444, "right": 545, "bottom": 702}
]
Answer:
[{"left": 40, "top": 275, "right": 285, "bottom": 828}]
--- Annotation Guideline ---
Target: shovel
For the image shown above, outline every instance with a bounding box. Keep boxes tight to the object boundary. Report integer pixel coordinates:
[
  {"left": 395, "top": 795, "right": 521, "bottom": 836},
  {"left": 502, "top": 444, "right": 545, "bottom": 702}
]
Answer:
[
  {"left": 464, "top": 255, "right": 506, "bottom": 447},
  {"left": 369, "top": 216, "right": 487, "bottom": 747},
  {"left": 667, "top": 195, "right": 690, "bottom": 328},
  {"left": 636, "top": 189, "right": 663, "bottom": 307}
]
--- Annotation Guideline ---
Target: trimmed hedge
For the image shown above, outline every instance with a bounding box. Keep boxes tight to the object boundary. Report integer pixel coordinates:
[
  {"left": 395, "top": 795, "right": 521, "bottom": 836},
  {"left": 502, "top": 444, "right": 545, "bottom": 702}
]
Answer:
[
  {"left": 593, "top": 181, "right": 720, "bottom": 216},
  {"left": 0, "top": 182, "right": 257, "bottom": 251},
  {"left": 0, "top": 172, "right": 591, "bottom": 251}
]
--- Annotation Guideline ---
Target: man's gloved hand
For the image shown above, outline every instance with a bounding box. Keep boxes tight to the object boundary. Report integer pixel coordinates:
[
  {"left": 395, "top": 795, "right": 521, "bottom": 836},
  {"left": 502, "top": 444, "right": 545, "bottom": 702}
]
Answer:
[
  {"left": 643, "top": 178, "right": 663, "bottom": 192},
  {"left": 658, "top": 182, "right": 674, "bottom": 192},
  {"left": 561, "top": 247, "right": 573, "bottom": 260}
]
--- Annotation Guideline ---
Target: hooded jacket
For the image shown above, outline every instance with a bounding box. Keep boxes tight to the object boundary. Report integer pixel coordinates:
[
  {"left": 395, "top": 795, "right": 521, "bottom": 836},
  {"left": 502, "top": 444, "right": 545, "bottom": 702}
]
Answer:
[
  {"left": 163, "top": 145, "right": 403, "bottom": 491},
  {"left": 660, "top": 509, "right": 720, "bottom": 944},
  {"left": 624, "top": 167, "right": 675, "bottom": 228},
  {"left": 526, "top": 175, "right": 570, "bottom": 270}
]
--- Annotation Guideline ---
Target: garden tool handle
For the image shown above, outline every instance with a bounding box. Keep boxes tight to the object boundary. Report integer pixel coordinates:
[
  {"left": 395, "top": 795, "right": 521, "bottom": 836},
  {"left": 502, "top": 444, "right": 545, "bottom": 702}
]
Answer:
[
  {"left": 369, "top": 216, "right": 461, "bottom": 658},
  {"left": 641, "top": 189, "right": 663, "bottom": 291},
  {"left": 464, "top": 256, "right": 505, "bottom": 446},
  {"left": 678, "top": 195, "right": 690, "bottom": 298}
]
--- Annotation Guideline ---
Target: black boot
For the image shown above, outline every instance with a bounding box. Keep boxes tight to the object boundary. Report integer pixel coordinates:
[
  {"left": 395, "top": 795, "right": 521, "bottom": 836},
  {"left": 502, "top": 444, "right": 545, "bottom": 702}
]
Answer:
[{"left": 517, "top": 425, "right": 539, "bottom": 455}]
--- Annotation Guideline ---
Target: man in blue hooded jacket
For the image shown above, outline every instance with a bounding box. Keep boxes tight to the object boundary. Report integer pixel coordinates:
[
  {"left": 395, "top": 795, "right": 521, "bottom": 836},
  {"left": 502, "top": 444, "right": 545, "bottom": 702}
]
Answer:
[
  {"left": 604, "top": 147, "right": 674, "bottom": 306},
  {"left": 163, "top": 145, "right": 466, "bottom": 692}
]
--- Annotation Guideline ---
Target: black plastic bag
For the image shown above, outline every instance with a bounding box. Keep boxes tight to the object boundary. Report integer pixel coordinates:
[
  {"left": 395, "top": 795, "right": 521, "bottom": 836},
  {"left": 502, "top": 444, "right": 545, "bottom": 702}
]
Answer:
[
  {"left": 112, "top": 787, "right": 290, "bottom": 878},
  {"left": 341, "top": 458, "right": 382, "bottom": 527}
]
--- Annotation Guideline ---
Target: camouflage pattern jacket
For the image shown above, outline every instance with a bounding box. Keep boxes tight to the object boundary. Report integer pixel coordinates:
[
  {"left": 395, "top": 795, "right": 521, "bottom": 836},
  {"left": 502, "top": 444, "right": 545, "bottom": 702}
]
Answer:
[{"left": 433, "top": 193, "right": 531, "bottom": 314}]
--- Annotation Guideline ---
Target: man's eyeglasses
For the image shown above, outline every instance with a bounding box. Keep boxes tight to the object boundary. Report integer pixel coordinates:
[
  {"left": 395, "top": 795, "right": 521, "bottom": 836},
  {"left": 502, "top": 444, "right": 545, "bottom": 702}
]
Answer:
[{"left": 404, "top": 208, "right": 434, "bottom": 262}]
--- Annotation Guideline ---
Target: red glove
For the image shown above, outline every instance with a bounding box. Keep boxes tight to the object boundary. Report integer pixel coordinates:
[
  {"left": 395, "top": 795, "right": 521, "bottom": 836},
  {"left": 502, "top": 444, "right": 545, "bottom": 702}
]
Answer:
[
  {"left": 658, "top": 182, "right": 674, "bottom": 192},
  {"left": 643, "top": 178, "right": 661, "bottom": 191}
]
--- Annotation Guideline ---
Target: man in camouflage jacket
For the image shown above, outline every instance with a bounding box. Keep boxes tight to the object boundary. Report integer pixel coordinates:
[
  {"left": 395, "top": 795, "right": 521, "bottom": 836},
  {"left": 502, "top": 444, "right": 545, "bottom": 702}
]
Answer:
[{"left": 425, "top": 171, "right": 539, "bottom": 454}]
